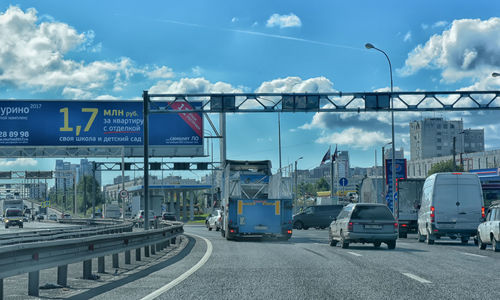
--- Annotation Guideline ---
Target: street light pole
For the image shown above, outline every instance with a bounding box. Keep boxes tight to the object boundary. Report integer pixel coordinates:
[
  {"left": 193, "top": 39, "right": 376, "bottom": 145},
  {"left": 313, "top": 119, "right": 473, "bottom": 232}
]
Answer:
[
  {"left": 294, "top": 157, "right": 303, "bottom": 211},
  {"left": 366, "top": 43, "right": 396, "bottom": 217},
  {"left": 382, "top": 142, "right": 392, "bottom": 198}
]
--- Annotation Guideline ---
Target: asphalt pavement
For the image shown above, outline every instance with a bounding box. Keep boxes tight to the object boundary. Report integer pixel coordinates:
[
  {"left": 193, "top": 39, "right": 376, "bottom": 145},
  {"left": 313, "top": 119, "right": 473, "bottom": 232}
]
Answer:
[{"left": 2, "top": 226, "right": 499, "bottom": 299}]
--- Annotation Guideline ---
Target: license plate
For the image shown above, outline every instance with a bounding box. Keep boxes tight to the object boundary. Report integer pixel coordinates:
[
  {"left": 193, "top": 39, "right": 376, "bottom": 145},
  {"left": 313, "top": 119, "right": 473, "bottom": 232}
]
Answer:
[
  {"left": 365, "top": 224, "right": 382, "bottom": 229},
  {"left": 254, "top": 226, "right": 268, "bottom": 230}
]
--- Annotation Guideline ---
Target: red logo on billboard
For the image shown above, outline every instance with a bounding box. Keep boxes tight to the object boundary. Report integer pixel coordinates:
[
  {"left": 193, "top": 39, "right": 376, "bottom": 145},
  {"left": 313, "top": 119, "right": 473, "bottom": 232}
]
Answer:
[{"left": 170, "top": 102, "right": 202, "bottom": 138}]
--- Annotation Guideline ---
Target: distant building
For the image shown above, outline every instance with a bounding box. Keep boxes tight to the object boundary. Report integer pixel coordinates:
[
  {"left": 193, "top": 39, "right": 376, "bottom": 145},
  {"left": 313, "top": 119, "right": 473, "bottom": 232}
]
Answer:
[
  {"left": 384, "top": 147, "right": 405, "bottom": 160},
  {"left": 54, "top": 159, "right": 102, "bottom": 190},
  {"left": 410, "top": 118, "right": 484, "bottom": 160}
]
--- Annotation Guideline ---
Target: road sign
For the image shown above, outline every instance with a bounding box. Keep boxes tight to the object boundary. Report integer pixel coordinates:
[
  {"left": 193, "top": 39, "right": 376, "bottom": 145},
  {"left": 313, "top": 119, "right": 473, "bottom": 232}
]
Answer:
[
  {"left": 339, "top": 177, "right": 348, "bottom": 186},
  {"left": 40, "top": 200, "right": 50, "bottom": 208},
  {"left": 119, "top": 189, "right": 128, "bottom": 199}
]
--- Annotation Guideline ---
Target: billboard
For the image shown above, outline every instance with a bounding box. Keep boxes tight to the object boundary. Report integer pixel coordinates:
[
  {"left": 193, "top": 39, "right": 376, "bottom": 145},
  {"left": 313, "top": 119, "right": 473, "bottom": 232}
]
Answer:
[
  {"left": 0, "top": 100, "right": 202, "bottom": 148},
  {"left": 385, "top": 159, "right": 407, "bottom": 212}
]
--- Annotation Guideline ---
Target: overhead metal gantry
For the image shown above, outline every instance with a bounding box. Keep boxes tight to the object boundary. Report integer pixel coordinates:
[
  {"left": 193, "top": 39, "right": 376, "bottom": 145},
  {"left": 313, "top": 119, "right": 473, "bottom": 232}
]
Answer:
[{"left": 146, "top": 91, "right": 500, "bottom": 113}]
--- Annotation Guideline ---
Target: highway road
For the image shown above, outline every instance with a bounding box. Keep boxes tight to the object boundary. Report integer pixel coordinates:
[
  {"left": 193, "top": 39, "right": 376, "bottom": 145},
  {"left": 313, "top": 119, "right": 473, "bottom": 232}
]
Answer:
[{"left": 2, "top": 226, "right": 499, "bottom": 299}]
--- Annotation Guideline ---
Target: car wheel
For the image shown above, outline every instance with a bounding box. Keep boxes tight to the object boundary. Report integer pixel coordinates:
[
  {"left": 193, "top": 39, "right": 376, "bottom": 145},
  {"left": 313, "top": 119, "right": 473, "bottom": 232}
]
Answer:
[
  {"left": 449, "top": 235, "right": 457, "bottom": 240},
  {"left": 340, "top": 231, "right": 349, "bottom": 249},
  {"left": 216, "top": 226, "right": 220, "bottom": 231},
  {"left": 5, "top": 224, "right": 8, "bottom": 229},
  {"left": 208, "top": 226, "right": 213, "bottom": 231},
  {"left": 294, "top": 221, "right": 303, "bottom": 230},
  {"left": 417, "top": 231, "right": 425, "bottom": 243},
  {"left": 460, "top": 236, "right": 469, "bottom": 245},
  {"left": 387, "top": 240, "right": 396, "bottom": 249},
  {"left": 373, "top": 241, "right": 381, "bottom": 248},
  {"left": 478, "top": 234, "right": 486, "bottom": 250},
  {"left": 221, "top": 229, "right": 225, "bottom": 238},
  {"left": 493, "top": 237, "right": 500, "bottom": 252},
  {"left": 205, "top": 221, "right": 209, "bottom": 228}
]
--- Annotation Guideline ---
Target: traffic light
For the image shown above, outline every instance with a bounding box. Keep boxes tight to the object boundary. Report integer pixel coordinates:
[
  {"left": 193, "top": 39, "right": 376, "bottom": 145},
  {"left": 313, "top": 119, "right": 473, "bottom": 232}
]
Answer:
[
  {"left": 150, "top": 163, "right": 161, "bottom": 170},
  {"left": 174, "top": 163, "right": 190, "bottom": 170}
]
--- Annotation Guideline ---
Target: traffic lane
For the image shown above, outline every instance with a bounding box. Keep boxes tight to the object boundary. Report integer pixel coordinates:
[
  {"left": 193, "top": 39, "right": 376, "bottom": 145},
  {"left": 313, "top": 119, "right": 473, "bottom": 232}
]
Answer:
[
  {"left": 0, "top": 219, "right": 76, "bottom": 234},
  {"left": 302, "top": 232, "right": 499, "bottom": 299},
  {"left": 156, "top": 226, "right": 434, "bottom": 300}
]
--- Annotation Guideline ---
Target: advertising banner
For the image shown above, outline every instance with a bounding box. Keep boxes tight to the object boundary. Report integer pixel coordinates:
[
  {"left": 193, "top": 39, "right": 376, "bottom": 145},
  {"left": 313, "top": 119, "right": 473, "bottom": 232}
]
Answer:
[{"left": 0, "top": 100, "right": 203, "bottom": 147}]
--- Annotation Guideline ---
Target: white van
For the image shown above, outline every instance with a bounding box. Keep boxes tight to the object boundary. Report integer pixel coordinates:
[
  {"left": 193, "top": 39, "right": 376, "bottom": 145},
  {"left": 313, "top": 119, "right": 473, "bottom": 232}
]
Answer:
[{"left": 417, "top": 172, "right": 485, "bottom": 244}]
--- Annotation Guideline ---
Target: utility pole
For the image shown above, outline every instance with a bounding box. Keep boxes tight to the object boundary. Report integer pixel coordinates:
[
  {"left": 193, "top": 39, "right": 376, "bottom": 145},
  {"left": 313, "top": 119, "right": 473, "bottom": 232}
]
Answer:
[
  {"left": 92, "top": 162, "right": 96, "bottom": 218},
  {"left": 452, "top": 136, "right": 457, "bottom": 170},
  {"left": 143, "top": 91, "right": 150, "bottom": 230}
]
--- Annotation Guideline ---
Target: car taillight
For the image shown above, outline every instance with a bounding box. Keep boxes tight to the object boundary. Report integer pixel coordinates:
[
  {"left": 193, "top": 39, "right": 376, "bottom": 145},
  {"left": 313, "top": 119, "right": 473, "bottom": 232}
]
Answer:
[
  {"left": 230, "top": 229, "right": 235, "bottom": 233},
  {"left": 394, "top": 223, "right": 399, "bottom": 228},
  {"left": 347, "top": 222, "right": 353, "bottom": 232},
  {"left": 287, "top": 230, "right": 292, "bottom": 234},
  {"left": 430, "top": 206, "right": 435, "bottom": 223},
  {"left": 481, "top": 206, "right": 485, "bottom": 219},
  {"left": 140, "top": 215, "right": 143, "bottom": 219},
  {"left": 401, "top": 224, "right": 407, "bottom": 227}
]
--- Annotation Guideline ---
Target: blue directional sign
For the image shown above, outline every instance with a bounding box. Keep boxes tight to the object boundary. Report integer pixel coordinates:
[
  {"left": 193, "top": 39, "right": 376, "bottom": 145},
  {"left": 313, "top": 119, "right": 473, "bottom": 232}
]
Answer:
[
  {"left": 0, "top": 100, "right": 203, "bottom": 147},
  {"left": 339, "top": 177, "right": 348, "bottom": 186}
]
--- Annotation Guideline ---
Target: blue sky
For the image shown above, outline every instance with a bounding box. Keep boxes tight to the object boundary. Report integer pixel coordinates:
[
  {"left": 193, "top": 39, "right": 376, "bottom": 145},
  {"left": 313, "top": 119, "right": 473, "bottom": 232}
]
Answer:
[{"left": 1, "top": 0, "right": 500, "bottom": 185}]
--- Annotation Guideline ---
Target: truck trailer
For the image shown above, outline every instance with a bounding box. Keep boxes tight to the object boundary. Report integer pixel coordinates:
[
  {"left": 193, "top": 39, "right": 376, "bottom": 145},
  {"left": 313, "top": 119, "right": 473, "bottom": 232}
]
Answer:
[
  {"left": 396, "top": 178, "right": 425, "bottom": 238},
  {"left": 221, "top": 160, "right": 293, "bottom": 240}
]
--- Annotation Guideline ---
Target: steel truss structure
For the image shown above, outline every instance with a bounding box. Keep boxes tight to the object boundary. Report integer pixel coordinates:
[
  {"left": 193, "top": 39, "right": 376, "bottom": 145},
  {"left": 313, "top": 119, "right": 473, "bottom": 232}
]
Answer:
[{"left": 146, "top": 91, "right": 500, "bottom": 113}]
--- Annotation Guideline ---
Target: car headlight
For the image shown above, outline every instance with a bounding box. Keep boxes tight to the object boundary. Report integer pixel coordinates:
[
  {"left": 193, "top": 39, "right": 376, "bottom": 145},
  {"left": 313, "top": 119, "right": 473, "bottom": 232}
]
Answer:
[{"left": 5, "top": 220, "right": 8, "bottom": 222}]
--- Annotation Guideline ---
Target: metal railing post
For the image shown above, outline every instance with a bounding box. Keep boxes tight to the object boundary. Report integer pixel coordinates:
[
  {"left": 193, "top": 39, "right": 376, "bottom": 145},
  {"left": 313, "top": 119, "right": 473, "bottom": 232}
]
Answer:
[
  {"left": 57, "top": 265, "right": 68, "bottom": 286},
  {"left": 125, "top": 250, "right": 131, "bottom": 264},
  {"left": 28, "top": 271, "right": 39, "bottom": 296},
  {"left": 112, "top": 253, "right": 119, "bottom": 268},
  {"left": 83, "top": 260, "right": 92, "bottom": 279},
  {"left": 144, "top": 245, "right": 150, "bottom": 257},
  {"left": 98, "top": 256, "right": 105, "bottom": 273},
  {"left": 135, "top": 248, "right": 141, "bottom": 261}
]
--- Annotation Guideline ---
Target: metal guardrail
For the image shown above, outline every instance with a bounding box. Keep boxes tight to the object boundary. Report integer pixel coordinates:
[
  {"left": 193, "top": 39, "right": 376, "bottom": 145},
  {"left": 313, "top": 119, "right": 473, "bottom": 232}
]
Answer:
[
  {"left": 0, "top": 222, "right": 134, "bottom": 246},
  {"left": 0, "top": 223, "right": 183, "bottom": 298}
]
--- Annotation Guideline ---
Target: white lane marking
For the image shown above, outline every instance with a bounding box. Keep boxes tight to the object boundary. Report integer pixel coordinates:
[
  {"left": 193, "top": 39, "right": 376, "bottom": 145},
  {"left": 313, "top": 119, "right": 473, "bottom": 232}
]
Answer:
[
  {"left": 402, "top": 273, "right": 432, "bottom": 284},
  {"left": 347, "top": 251, "right": 362, "bottom": 257},
  {"left": 140, "top": 233, "right": 213, "bottom": 300},
  {"left": 461, "top": 252, "right": 487, "bottom": 258}
]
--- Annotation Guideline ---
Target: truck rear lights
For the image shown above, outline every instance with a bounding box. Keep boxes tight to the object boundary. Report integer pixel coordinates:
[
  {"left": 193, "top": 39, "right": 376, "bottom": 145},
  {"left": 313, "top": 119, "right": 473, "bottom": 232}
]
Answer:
[
  {"left": 347, "top": 222, "right": 353, "bottom": 232},
  {"left": 287, "top": 230, "right": 292, "bottom": 234},
  {"left": 229, "top": 229, "right": 235, "bottom": 233},
  {"left": 430, "top": 206, "right": 435, "bottom": 222},
  {"left": 481, "top": 206, "right": 485, "bottom": 219},
  {"left": 394, "top": 223, "right": 399, "bottom": 228},
  {"left": 401, "top": 224, "right": 407, "bottom": 227}
]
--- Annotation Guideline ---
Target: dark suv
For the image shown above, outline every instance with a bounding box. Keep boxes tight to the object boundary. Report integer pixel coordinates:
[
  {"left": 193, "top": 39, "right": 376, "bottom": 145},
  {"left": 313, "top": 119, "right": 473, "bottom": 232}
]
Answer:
[{"left": 293, "top": 205, "right": 343, "bottom": 230}]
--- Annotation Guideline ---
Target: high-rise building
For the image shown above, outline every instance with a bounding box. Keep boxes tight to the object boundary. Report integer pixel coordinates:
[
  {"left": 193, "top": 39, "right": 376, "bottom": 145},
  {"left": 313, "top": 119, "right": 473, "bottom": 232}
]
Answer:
[{"left": 409, "top": 118, "right": 484, "bottom": 160}]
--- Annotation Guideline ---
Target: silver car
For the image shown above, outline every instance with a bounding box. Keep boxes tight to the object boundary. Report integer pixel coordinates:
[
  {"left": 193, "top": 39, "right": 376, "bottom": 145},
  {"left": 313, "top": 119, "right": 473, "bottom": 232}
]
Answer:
[
  {"left": 207, "top": 209, "right": 222, "bottom": 231},
  {"left": 477, "top": 202, "right": 500, "bottom": 252},
  {"left": 329, "top": 203, "right": 398, "bottom": 249}
]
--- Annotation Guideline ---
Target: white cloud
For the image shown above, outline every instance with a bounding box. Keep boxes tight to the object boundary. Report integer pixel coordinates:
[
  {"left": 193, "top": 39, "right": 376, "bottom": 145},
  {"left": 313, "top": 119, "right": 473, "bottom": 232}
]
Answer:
[
  {"left": 403, "top": 31, "right": 412, "bottom": 42},
  {"left": 398, "top": 17, "right": 500, "bottom": 82},
  {"left": 255, "top": 76, "right": 334, "bottom": 93},
  {"left": 191, "top": 66, "right": 202, "bottom": 76},
  {"left": 149, "top": 77, "right": 242, "bottom": 94},
  {"left": 315, "top": 128, "right": 390, "bottom": 150},
  {"left": 421, "top": 23, "right": 429, "bottom": 30},
  {"left": 252, "top": 21, "right": 259, "bottom": 27},
  {"left": 0, "top": 158, "right": 37, "bottom": 167},
  {"left": 266, "top": 13, "right": 302, "bottom": 28},
  {"left": 146, "top": 66, "right": 175, "bottom": 79},
  {"left": 432, "top": 20, "right": 448, "bottom": 28},
  {"left": 231, "top": 17, "right": 239, "bottom": 23}
]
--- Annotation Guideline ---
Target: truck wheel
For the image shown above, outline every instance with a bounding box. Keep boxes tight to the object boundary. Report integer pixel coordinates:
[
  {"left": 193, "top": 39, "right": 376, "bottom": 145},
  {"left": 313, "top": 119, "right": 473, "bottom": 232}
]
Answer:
[
  {"left": 387, "top": 240, "right": 396, "bottom": 249},
  {"left": 19, "top": 224, "right": 23, "bottom": 228},
  {"left": 417, "top": 231, "right": 425, "bottom": 243},
  {"left": 426, "top": 233, "right": 435, "bottom": 245},
  {"left": 208, "top": 227, "right": 212, "bottom": 231},
  {"left": 5, "top": 224, "right": 8, "bottom": 229},
  {"left": 493, "top": 237, "right": 500, "bottom": 252},
  {"left": 216, "top": 226, "right": 220, "bottom": 232},
  {"left": 373, "top": 241, "right": 381, "bottom": 248},
  {"left": 221, "top": 229, "right": 225, "bottom": 238},
  {"left": 478, "top": 235, "right": 486, "bottom": 250},
  {"left": 329, "top": 233, "right": 337, "bottom": 247},
  {"left": 460, "top": 236, "right": 469, "bottom": 245},
  {"left": 294, "top": 221, "right": 303, "bottom": 230}
]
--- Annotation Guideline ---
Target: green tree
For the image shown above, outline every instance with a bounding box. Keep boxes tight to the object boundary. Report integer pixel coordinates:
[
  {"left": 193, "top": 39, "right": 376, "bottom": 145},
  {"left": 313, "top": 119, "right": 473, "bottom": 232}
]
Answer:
[
  {"left": 315, "top": 177, "right": 330, "bottom": 192},
  {"left": 427, "top": 159, "right": 464, "bottom": 176},
  {"left": 76, "top": 176, "right": 104, "bottom": 216}
]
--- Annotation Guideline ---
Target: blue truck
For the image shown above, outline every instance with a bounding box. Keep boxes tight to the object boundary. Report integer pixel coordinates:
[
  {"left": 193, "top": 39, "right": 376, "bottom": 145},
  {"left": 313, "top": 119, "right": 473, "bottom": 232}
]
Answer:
[{"left": 220, "top": 160, "right": 293, "bottom": 240}]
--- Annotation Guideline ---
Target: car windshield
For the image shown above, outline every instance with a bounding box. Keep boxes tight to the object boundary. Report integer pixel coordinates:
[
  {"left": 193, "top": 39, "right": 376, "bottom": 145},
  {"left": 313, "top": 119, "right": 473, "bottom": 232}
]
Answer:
[
  {"left": 351, "top": 206, "right": 394, "bottom": 221},
  {"left": 6, "top": 210, "right": 23, "bottom": 217}
]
